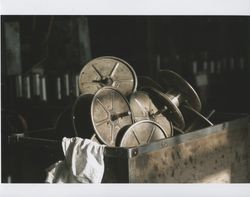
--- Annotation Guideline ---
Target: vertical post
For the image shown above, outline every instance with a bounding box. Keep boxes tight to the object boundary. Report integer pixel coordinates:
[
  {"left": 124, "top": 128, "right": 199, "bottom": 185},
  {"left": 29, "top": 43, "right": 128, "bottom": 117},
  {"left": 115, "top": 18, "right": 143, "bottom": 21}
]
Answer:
[
  {"left": 56, "top": 77, "right": 62, "bottom": 100},
  {"left": 77, "top": 16, "right": 92, "bottom": 65},
  {"left": 4, "top": 22, "right": 22, "bottom": 75},
  {"left": 40, "top": 76, "right": 47, "bottom": 102}
]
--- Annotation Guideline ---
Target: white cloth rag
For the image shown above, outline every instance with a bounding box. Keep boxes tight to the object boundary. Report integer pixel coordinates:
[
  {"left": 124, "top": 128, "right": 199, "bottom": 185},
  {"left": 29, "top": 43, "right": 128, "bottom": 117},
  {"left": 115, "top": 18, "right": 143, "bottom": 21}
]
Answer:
[{"left": 45, "top": 137, "right": 106, "bottom": 183}]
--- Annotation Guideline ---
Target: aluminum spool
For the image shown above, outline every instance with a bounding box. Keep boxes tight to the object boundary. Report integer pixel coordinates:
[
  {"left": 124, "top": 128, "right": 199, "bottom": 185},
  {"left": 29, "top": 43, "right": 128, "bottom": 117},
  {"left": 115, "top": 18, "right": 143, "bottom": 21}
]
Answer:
[
  {"left": 130, "top": 91, "right": 173, "bottom": 137},
  {"left": 180, "top": 105, "right": 213, "bottom": 132},
  {"left": 142, "top": 86, "right": 185, "bottom": 129},
  {"left": 158, "top": 70, "right": 202, "bottom": 112},
  {"left": 91, "top": 87, "right": 134, "bottom": 147},
  {"left": 141, "top": 70, "right": 202, "bottom": 129},
  {"left": 116, "top": 120, "right": 167, "bottom": 148},
  {"left": 79, "top": 56, "right": 137, "bottom": 96}
]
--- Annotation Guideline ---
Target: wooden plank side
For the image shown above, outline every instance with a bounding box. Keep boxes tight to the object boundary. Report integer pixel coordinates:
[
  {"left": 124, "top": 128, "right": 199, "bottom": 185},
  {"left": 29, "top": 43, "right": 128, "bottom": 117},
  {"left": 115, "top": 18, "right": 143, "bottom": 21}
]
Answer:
[{"left": 128, "top": 126, "right": 248, "bottom": 183}]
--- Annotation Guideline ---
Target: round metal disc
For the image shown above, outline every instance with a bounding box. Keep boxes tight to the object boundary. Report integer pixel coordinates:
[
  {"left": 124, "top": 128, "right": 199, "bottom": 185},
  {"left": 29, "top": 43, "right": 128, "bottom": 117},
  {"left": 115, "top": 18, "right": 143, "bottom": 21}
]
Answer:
[
  {"left": 142, "top": 87, "right": 185, "bottom": 129},
  {"left": 79, "top": 56, "right": 137, "bottom": 96},
  {"left": 158, "top": 70, "right": 202, "bottom": 112},
  {"left": 180, "top": 105, "right": 213, "bottom": 132},
  {"left": 117, "top": 120, "right": 167, "bottom": 148},
  {"left": 91, "top": 87, "right": 134, "bottom": 147},
  {"left": 72, "top": 94, "right": 94, "bottom": 139},
  {"left": 130, "top": 91, "right": 173, "bottom": 137},
  {"left": 137, "top": 76, "right": 165, "bottom": 92}
]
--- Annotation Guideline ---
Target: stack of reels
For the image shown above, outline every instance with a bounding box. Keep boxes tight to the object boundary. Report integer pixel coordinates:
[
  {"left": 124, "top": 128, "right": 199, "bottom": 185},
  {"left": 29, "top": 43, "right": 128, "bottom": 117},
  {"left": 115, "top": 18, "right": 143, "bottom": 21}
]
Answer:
[{"left": 71, "top": 56, "right": 213, "bottom": 148}]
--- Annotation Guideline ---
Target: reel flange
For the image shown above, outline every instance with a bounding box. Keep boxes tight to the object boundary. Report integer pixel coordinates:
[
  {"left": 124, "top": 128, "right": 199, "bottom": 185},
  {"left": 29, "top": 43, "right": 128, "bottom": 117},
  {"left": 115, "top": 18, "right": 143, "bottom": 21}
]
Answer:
[
  {"left": 142, "top": 70, "right": 202, "bottom": 129},
  {"left": 91, "top": 87, "right": 134, "bottom": 147},
  {"left": 158, "top": 70, "right": 202, "bottom": 112},
  {"left": 137, "top": 76, "right": 165, "bottom": 92},
  {"left": 142, "top": 86, "right": 186, "bottom": 129},
  {"left": 79, "top": 56, "right": 137, "bottom": 96},
  {"left": 116, "top": 120, "right": 167, "bottom": 148},
  {"left": 129, "top": 91, "right": 173, "bottom": 137},
  {"left": 180, "top": 105, "right": 213, "bottom": 132}
]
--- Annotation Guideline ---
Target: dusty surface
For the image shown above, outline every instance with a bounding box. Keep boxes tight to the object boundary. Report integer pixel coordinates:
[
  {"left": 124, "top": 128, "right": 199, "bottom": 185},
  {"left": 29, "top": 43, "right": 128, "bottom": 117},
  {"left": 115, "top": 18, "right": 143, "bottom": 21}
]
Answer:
[{"left": 129, "top": 126, "right": 249, "bottom": 183}]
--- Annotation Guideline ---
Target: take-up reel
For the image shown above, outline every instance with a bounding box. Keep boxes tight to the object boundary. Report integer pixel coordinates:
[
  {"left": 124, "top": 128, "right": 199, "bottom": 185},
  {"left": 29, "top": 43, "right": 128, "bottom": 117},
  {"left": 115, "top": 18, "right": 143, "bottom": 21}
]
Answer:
[
  {"left": 79, "top": 56, "right": 138, "bottom": 97},
  {"left": 72, "top": 86, "right": 134, "bottom": 147},
  {"left": 91, "top": 87, "right": 134, "bottom": 147},
  {"left": 129, "top": 91, "right": 173, "bottom": 137},
  {"left": 116, "top": 120, "right": 167, "bottom": 148},
  {"left": 142, "top": 70, "right": 202, "bottom": 129}
]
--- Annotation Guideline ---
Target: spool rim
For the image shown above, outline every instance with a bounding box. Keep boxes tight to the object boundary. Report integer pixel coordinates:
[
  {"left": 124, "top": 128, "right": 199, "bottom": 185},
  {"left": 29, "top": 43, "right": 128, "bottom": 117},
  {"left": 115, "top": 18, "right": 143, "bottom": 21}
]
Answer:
[
  {"left": 137, "top": 76, "right": 165, "bottom": 92},
  {"left": 79, "top": 56, "right": 138, "bottom": 96},
  {"left": 119, "top": 120, "right": 167, "bottom": 148},
  {"left": 159, "top": 70, "right": 202, "bottom": 112},
  {"left": 129, "top": 90, "right": 173, "bottom": 137},
  {"left": 91, "top": 86, "right": 134, "bottom": 147},
  {"left": 142, "top": 87, "right": 185, "bottom": 129},
  {"left": 182, "top": 104, "right": 213, "bottom": 132}
]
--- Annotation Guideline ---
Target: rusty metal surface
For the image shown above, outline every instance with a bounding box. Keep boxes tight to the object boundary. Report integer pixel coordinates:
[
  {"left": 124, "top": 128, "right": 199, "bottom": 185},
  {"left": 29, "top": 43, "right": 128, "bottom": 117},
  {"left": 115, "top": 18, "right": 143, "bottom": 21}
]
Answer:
[
  {"left": 100, "top": 113, "right": 249, "bottom": 183},
  {"left": 79, "top": 56, "right": 137, "bottom": 96},
  {"left": 158, "top": 70, "right": 202, "bottom": 112},
  {"left": 91, "top": 87, "right": 134, "bottom": 147},
  {"left": 130, "top": 91, "right": 173, "bottom": 137},
  {"left": 126, "top": 114, "right": 249, "bottom": 183},
  {"left": 117, "top": 120, "right": 167, "bottom": 148},
  {"left": 119, "top": 113, "right": 248, "bottom": 158}
]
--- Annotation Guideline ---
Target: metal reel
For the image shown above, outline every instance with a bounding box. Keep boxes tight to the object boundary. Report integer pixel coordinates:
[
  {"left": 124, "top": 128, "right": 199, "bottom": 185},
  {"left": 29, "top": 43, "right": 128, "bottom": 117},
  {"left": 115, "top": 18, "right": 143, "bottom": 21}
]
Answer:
[
  {"left": 79, "top": 56, "right": 137, "bottom": 96},
  {"left": 142, "top": 86, "right": 185, "bottom": 129},
  {"left": 158, "top": 70, "right": 202, "bottom": 112},
  {"left": 180, "top": 105, "right": 213, "bottom": 132},
  {"left": 91, "top": 87, "right": 134, "bottom": 147},
  {"left": 129, "top": 91, "right": 173, "bottom": 137},
  {"left": 116, "top": 120, "right": 167, "bottom": 148}
]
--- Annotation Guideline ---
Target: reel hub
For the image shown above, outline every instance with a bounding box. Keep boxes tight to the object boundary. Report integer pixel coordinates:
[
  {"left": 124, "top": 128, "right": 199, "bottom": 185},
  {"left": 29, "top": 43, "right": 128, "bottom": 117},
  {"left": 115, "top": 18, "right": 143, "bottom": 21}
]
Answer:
[
  {"left": 79, "top": 56, "right": 138, "bottom": 97},
  {"left": 91, "top": 87, "right": 134, "bottom": 147},
  {"left": 130, "top": 91, "right": 173, "bottom": 137}
]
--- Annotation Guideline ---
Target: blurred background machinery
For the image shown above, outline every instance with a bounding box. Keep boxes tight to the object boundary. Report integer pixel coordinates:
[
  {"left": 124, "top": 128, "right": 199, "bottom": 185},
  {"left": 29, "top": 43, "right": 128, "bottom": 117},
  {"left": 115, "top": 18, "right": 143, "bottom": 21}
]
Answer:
[{"left": 1, "top": 16, "right": 250, "bottom": 182}]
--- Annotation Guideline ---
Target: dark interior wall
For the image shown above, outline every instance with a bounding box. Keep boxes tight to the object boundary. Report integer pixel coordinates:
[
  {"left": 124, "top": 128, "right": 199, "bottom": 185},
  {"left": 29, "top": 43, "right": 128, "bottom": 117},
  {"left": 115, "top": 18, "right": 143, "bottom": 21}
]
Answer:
[
  {"left": 88, "top": 16, "right": 249, "bottom": 75},
  {"left": 1, "top": 16, "right": 249, "bottom": 73},
  {"left": 88, "top": 16, "right": 149, "bottom": 75},
  {"left": 1, "top": 15, "right": 250, "bottom": 114}
]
